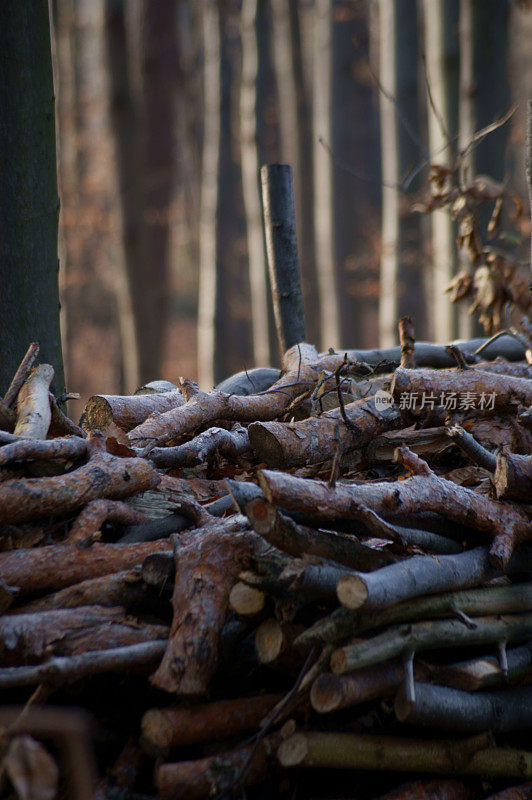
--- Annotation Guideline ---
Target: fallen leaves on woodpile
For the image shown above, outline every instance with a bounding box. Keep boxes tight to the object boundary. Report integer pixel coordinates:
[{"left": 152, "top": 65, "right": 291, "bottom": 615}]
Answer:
[{"left": 0, "top": 335, "right": 531, "bottom": 800}]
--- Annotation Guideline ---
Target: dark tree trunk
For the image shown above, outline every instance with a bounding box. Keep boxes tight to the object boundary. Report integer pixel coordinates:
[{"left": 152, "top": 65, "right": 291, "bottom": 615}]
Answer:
[{"left": 0, "top": 0, "right": 64, "bottom": 394}]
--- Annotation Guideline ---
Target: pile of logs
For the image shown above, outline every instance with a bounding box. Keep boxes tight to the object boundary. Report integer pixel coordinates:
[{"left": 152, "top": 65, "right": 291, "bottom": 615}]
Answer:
[{"left": 0, "top": 332, "right": 531, "bottom": 800}]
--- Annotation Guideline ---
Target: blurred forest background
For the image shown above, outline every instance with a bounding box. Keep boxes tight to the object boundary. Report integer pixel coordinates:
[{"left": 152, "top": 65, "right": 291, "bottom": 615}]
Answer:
[{"left": 50, "top": 0, "right": 532, "bottom": 415}]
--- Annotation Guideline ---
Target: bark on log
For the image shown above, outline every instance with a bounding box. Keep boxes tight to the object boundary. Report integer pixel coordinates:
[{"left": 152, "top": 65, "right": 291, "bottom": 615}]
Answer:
[
  {"left": 0, "top": 432, "right": 160, "bottom": 524},
  {"left": 0, "top": 538, "right": 172, "bottom": 595},
  {"left": 277, "top": 730, "right": 532, "bottom": 777},
  {"left": 215, "top": 367, "right": 280, "bottom": 396},
  {"left": 391, "top": 367, "right": 532, "bottom": 412},
  {"left": 14, "top": 364, "right": 54, "bottom": 438},
  {"left": 67, "top": 499, "right": 145, "bottom": 544},
  {"left": 494, "top": 452, "right": 532, "bottom": 502},
  {"left": 257, "top": 448, "right": 532, "bottom": 568},
  {"left": 395, "top": 682, "right": 532, "bottom": 732},
  {"left": 83, "top": 389, "right": 184, "bottom": 433},
  {"left": 330, "top": 613, "right": 532, "bottom": 675},
  {"left": 156, "top": 730, "right": 282, "bottom": 800},
  {"left": 399, "top": 316, "right": 416, "bottom": 368},
  {"left": 142, "top": 693, "right": 283, "bottom": 750},
  {"left": 150, "top": 527, "right": 255, "bottom": 695},
  {"left": 118, "top": 512, "right": 192, "bottom": 544},
  {"left": 3, "top": 343, "right": 40, "bottom": 408},
  {"left": 311, "top": 659, "right": 429, "bottom": 714},
  {"left": 336, "top": 546, "right": 502, "bottom": 612},
  {"left": 0, "top": 605, "right": 168, "bottom": 666},
  {"left": 369, "top": 779, "right": 472, "bottom": 800},
  {"left": 297, "top": 583, "right": 532, "bottom": 649},
  {"left": 127, "top": 346, "right": 348, "bottom": 447},
  {"left": 0, "top": 435, "right": 88, "bottom": 467},
  {"left": 244, "top": 497, "right": 399, "bottom": 570},
  {"left": 248, "top": 397, "right": 402, "bottom": 468},
  {"left": 0, "top": 641, "right": 167, "bottom": 689},
  {"left": 423, "top": 642, "right": 532, "bottom": 691},
  {"left": 149, "top": 423, "right": 250, "bottom": 468}
]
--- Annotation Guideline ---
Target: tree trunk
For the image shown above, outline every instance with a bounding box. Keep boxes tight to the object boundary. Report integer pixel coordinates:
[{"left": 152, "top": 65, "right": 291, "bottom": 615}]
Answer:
[
  {"left": 271, "top": 0, "right": 318, "bottom": 344},
  {"left": 422, "top": 0, "right": 459, "bottom": 341},
  {"left": 240, "top": 0, "right": 270, "bottom": 367},
  {"left": 198, "top": 0, "right": 221, "bottom": 389},
  {"left": 313, "top": 0, "right": 341, "bottom": 351},
  {"left": 0, "top": 0, "right": 64, "bottom": 394}
]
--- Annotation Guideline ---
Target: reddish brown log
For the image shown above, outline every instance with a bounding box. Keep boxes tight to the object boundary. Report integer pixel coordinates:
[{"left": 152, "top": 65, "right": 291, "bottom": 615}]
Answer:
[
  {"left": 13, "top": 568, "right": 149, "bottom": 614},
  {"left": 244, "top": 497, "right": 398, "bottom": 570},
  {"left": 0, "top": 538, "right": 171, "bottom": 595},
  {"left": 14, "top": 364, "right": 54, "bottom": 438},
  {"left": 310, "top": 660, "right": 429, "bottom": 714},
  {"left": 142, "top": 693, "right": 283, "bottom": 750},
  {"left": 150, "top": 527, "right": 255, "bottom": 695},
  {"left": 3, "top": 343, "right": 40, "bottom": 408},
  {"left": 494, "top": 452, "right": 532, "bottom": 502},
  {"left": 0, "top": 606, "right": 168, "bottom": 665},
  {"left": 0, "top": 436, "right": 88, "bottom": 467},
  {"left": 128, "top": 344, "right": 348, "bottom": 447},
  {"left": 248, "top": 397, "right": 402, "bottom": 468},
  {"left": 83, "top": 390, "right": 184, "bottom": 433},
  {"left": 369, "top": 779, "right": 472, "bottom": 800},
  {"left": 255, "top": 618, "right": 307, "bottom": 672},
  {"left": 67, "top": 499, "right": 145, "bottom": 544},
  {"left": 0, "top": 432, "right": 160, "bottom": 524},
  {"left": 391, "top": 367, "right": 532, "bottom": 412},
  {"left": 257, "top": 448, "right": 532, "bottom": 568},
  {"left": 155, "top": 731, "right": 282, "bottom": 800}
]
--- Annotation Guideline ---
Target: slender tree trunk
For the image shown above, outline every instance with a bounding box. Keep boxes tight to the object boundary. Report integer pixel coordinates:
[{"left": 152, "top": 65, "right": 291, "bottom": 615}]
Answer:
[
  {"left": 198, "top": 0, "right": 221, "bottom": 389},
  {"left": 271, "top": 0, "right": 318, "bottom": 345},
  {"left": 104, "top": 0, "right": 142, "bottom": 390},
  {"left": 378, "top": 0, "right": 400, "bottom": 347},
  {"left": 0, "top": 0, "right": 64, "bottom": 394},
  {"left": 240, "top": 0, "right": 270, "bottom": 367},
  {"left": 422, "top": 0, "right": 459, "bottom": 341},
  {"left": 458, "top": 0, "right": 475, "bottom": 338},
  {"left": 313, "top": 0, "right": 341, "bottom": 351}
]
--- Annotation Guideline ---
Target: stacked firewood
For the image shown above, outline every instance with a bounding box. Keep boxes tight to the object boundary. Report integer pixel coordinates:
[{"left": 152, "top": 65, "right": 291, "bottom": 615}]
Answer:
[{"left": 0, "top": 333, "right": 531, "bottom": 800}]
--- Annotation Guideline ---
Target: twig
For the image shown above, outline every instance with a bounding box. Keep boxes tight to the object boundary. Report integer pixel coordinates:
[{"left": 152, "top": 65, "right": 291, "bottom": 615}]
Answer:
[{"left": 3, "top": 343, "right": 40, "bottom": 408}]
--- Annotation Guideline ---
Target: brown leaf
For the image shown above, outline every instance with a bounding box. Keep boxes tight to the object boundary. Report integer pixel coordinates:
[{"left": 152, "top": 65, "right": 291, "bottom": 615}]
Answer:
[{"left": 5, "top": 735, "right": 59, "bottom": 800}]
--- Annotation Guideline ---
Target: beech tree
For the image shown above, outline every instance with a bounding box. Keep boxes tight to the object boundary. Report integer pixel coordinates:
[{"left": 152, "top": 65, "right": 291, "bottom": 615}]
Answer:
[{"left": 0, "top": 0, "right": 64, "bottom": 393}]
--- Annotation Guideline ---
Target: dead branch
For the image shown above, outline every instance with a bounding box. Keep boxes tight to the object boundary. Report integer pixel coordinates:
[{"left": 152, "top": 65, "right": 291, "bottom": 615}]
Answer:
[
  {"left": 0, "top": 431, "right": 160, "bottom": 524},
  {"left": 149, "top": 422, "right": 250, "bottom": 468},
  {"left": 494, "top": 452, "right": 532, "bottom": 502},
  {"left": 83, "top": 389, "right": 184, "bottom": 433},
  {"left": 423, "top": 642, "right": 532, "bottom": 691},
  {"left": 0, "top": 435, "right": 89, "bottom": 467},
  {"left": 14, "top": 364, "right": 54, "bottom": 438},
  {"left": 3, "top": 342, "right": 40, "bottom": 407},
  {"left": 67, "top": 499, "right": 145, "bottom": 544},
  {"left": 399, "top": 316, "right": 416, "bottom": 368}
]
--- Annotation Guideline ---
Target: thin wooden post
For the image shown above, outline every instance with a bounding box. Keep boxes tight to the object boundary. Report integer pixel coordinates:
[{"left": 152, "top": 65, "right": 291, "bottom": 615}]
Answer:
[{"left": 260, "top": 164, "right": 307, "bottom": 353}]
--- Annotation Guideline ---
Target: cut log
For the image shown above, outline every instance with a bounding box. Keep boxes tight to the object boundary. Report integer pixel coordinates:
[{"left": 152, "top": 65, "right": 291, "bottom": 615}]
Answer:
[
  {"left": 83, "top": 389, "right": 184, "bottom": 433},
  {"left": 255, "top": 618, "right": 307, "bottom": 672},
  {"left": 311, "top": 659, "right": 429, "bottom": 714},
  {"left": 423, "top": 642, "right": 532, "bottom": 691},
  {"left": 331, "top": 613, "right": 532, "bottom": 675},
  {"left": 248, "top": 397, "right": 402, "bottom": 468},
  {"left": 391, "top": 367, "right": 532, "bottom": 412},
  {"left": 0, "top": 538, "right": 172, "bottom": 595},
  {"left": 142, "top": 693, "right": 283, "bottom": 750},
  {"left": 0, "top": 435, "right": 88, "bottom": 467},
  {"left": 67, "top": 499, "right": 145, "bottom": 544},
  {"left": 395, "top": 682, "right": 532, "bottom": 732},
  {"left": 244, "top": 497, "right": 399, "bottom": 570},
  {"left": 14, "top": 364, "right": 54, "bottom": 438},
  {"left": 156, "top": 730, "right": 282, "bottom": 800},
  {"left": 257, "top": 448, "right": 532, "bottom": 568},
  {"left": 277, "top": 730, "right": 532, "bottom": 777},
  {"left": 494, "top": 452, "right": 532, "bottom": 502},
  {"left": 0, "top": 641, "right": 167, "bottom": 689},
  {"left": 0, "top": 432, "right": 160, "bottom": 524},
  {"left": 0, "top": 605, "right": 168, "bottom": 665},
  {"left": 150, "top": 527, "right": 255, "bottom": 695}
]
